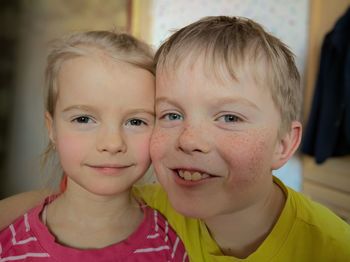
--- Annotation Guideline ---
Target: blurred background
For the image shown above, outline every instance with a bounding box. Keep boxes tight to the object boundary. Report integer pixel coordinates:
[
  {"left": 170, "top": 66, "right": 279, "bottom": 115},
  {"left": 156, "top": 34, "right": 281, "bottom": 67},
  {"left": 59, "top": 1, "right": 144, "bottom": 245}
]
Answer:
[{"left": 0, "top": 0, "right": 349, "bottom": 223}]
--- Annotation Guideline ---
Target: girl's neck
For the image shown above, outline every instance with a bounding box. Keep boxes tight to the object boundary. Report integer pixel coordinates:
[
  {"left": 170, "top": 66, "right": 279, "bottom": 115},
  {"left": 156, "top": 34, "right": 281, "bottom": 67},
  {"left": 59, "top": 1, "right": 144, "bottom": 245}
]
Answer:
[
  {"left": 44, "top": 181, "right": 144, "bottom": 249},
  {"left": 203, "top": 182, "right": 285, "bottom": 259}
]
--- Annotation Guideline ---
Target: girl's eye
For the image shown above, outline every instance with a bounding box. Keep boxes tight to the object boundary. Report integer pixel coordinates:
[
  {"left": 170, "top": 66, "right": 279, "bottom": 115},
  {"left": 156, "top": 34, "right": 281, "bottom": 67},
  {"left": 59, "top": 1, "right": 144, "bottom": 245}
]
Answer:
[
  {"left": 72, "top": 116, "right": 94, "bottom": 124},
  {"left": 127, "top": 119, "right": 146, "bottom": 126},
  {"left": 217, "top": 114, "right": 241, "bottom": 123},
  {"left": 162, "top": 113, "right": 183, "bottom": 121}
]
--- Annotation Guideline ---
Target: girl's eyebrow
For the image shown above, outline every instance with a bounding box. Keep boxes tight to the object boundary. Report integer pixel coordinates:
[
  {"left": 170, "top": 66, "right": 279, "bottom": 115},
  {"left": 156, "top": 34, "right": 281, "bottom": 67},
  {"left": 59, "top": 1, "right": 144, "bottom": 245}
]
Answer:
[
  {"left": 62, "top": 105, "right": 94, "bottom": 113},
  {"left": 213, "top": 97, "right": 261, "bottom": 111},
  {"left": 62, "top": 105, "right": 155, "bottom": 116},
  {"left": 155, "top": 97, "right": 186, "bottom": 115},
  {"left": 126, "top": 109, "right": 155, "bottom": 116}
]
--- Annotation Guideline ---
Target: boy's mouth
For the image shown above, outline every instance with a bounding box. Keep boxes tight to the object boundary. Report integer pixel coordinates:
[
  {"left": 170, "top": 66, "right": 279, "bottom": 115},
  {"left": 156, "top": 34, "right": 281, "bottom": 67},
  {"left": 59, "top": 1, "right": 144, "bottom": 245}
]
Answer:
[{"left": 174, "top": 169, "right": 211, "bottom": 181}]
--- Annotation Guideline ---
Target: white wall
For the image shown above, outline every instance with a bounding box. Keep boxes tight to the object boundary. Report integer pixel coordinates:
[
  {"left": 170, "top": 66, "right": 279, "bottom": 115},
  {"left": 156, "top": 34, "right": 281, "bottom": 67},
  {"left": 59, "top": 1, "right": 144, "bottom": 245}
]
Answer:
[{"left": 151, "top": 0, "right": 308, "bottom": 75}]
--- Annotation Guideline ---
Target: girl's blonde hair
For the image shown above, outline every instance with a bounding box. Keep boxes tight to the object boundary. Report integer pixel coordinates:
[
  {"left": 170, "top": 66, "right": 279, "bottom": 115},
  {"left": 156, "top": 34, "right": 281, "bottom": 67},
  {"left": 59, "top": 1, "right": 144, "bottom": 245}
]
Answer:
[{"left": 42, "top": 30, "right": 154, "bottom": 172}]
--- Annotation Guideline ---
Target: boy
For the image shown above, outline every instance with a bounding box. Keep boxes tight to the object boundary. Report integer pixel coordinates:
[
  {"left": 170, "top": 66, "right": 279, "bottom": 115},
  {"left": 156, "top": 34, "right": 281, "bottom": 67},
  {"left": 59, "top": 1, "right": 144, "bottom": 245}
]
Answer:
[
  {"left": 138, "top": 16, "right": 350, "bottom": 261},
  {"left": 1, "top": 16, "right": 350, "bottom": 261}
]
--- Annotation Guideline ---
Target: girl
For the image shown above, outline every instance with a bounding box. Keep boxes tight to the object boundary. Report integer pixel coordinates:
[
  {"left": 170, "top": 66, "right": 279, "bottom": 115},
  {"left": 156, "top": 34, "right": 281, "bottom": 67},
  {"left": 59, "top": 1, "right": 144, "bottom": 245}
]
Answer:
[{"left": 0, "top": 31, "right": 187, "bottom": 261}]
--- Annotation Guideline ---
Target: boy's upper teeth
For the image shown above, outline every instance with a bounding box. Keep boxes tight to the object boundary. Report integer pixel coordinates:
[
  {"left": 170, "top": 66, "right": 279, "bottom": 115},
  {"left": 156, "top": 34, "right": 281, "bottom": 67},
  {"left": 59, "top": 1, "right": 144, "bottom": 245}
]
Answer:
[{"left": 178, "top": 170, "right": 209, "bottom": 181}]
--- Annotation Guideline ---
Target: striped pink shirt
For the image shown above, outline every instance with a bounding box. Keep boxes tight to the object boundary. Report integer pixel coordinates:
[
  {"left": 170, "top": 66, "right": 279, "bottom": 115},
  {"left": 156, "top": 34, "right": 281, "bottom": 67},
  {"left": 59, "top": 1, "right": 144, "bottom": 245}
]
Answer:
[{"left": 0, "top": 197, "right": 188, "bottom": 261}]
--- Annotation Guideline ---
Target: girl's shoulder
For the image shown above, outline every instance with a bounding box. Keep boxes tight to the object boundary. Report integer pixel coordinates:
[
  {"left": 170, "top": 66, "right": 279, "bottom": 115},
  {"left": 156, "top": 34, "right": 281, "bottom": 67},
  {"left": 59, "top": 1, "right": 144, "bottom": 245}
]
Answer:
[{"left": 0, "top": 200, "right": 50, "bottom": 260}]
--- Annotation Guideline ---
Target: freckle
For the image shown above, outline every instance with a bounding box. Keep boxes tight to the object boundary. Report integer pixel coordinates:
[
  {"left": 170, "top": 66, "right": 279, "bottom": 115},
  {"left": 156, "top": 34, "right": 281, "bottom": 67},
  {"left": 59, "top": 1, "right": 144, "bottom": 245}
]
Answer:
[{"left": 150, "top": 132, "right": 168, "bottom": 148}]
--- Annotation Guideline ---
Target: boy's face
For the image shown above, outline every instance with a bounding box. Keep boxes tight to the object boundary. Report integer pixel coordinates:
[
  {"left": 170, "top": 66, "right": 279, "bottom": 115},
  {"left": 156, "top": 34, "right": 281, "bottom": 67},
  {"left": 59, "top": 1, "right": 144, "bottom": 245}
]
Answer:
[
  {"left": 151, "top": 56, "right": 289, "bottom": 219},
  {"left": 46, "top": 54, "right": 155, "bottom": 197}
]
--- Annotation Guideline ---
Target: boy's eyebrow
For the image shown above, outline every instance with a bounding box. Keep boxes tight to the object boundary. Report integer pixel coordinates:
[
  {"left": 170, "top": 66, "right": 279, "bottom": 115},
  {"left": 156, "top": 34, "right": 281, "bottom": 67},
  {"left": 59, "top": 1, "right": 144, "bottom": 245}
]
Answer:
[
  {"left": 155, "top": 97, "right": 181, "bottom": 108},
  {"left": 156, "top": 97, "right": 260, "bottom": 111},
  {"left": 213, "top": 97, "right": 261, "bottom": 111}
]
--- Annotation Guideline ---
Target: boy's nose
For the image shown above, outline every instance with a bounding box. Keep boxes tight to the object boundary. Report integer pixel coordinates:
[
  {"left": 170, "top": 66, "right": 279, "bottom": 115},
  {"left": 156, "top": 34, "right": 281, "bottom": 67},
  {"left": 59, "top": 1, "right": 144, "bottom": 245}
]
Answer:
[
  {"left": 96, "top": 127, "right": 126, "bottom": 154},
  {"left": 177, "top": 125, "right": 210, "bottom": 154}
]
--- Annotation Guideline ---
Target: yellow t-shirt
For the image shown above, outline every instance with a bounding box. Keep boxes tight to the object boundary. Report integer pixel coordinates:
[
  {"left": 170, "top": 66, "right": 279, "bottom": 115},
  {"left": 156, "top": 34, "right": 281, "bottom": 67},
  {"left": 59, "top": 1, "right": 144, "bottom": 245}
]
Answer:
[{"left": 133, "top": 177, "right": 350, "bottom": 261}]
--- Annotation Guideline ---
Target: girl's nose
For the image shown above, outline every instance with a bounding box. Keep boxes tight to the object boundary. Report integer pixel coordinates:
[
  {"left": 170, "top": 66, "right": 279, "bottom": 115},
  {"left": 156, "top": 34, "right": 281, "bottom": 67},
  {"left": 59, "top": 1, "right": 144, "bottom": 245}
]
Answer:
[{"left": 96, "top": 127, "right": 126, "bottom": 154}]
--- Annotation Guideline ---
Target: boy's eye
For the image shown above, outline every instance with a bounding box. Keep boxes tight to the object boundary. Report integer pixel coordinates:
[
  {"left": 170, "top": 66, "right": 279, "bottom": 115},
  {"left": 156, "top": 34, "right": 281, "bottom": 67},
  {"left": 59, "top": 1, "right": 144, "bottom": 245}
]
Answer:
[
  {"left": 162, "top": 113, "right": 183, "bottom": 121},
  {"left": 126, "top": 119, "right": 146, "bottom": 126},
  {"left": 72, "top": 116, "right": 94, "bottom": 124},
  {"left": 217, "top": 114, "right": 241, "bottom": 123}
]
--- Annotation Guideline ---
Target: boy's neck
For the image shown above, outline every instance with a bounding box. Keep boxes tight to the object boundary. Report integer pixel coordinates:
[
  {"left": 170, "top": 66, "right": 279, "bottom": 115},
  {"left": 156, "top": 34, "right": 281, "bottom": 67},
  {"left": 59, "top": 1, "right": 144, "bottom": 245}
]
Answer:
[
  {"left": 204, "top": 182, "right": 285, "bottom": 259},
  {"left": 44, "top": 182, "right": 143, "bottom": 249}
]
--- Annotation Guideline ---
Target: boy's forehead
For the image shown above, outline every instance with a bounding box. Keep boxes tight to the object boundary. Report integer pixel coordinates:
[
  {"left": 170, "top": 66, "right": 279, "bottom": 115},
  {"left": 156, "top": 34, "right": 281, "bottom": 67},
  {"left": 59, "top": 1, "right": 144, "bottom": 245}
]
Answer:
[
  {"left": 157, "top": 53, "right": 223, "bottom": 82},
  {"left": 156, "top": 52, "right": 265, "bottom": 89}
]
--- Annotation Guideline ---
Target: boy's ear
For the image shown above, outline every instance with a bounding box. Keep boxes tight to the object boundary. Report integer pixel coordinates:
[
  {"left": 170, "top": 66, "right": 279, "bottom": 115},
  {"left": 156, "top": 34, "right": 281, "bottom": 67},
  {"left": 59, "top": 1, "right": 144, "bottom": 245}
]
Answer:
[
  {"left": 271, "top": 121, "right": 302, "bottom": 170},
  {"left": 45, "top": 111, "right": 55, "bottom": 144}
]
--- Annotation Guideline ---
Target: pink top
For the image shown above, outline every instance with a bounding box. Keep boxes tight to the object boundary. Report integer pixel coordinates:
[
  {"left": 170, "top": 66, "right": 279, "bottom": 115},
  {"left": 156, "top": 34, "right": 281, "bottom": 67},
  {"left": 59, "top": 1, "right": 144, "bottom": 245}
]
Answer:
[{"left": 0, "top": 196, "right": 188, "bottom": 261}]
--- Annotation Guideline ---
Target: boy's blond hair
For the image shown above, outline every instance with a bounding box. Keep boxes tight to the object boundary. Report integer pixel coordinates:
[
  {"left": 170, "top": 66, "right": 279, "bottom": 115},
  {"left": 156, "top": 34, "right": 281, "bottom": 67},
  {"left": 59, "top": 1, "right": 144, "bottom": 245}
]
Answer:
[
  {"left": 155, "top": 16, "right": 301, "bottom": 136},
  {"left": 43, "top": 30, "right": 154, "bottom": 167}
]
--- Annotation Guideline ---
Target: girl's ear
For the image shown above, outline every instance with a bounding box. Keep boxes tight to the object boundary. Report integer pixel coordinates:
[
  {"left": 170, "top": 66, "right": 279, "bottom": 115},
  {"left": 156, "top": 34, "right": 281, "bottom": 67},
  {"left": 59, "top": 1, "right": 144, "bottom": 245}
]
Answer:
[
  {"left": 45, "top": 111, "right": 55, "bottom": 144},
  {"left": 271, "top": 121, "right": 302, "bottom": 170}
]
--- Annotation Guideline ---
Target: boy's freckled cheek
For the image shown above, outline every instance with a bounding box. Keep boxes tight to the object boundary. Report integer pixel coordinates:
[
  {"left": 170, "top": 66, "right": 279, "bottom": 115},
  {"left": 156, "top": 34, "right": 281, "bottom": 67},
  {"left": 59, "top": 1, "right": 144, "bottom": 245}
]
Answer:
[
  {"left": 216, "top": 130, "right": 272, "bottom": 183},
  {"left": 150, "top": 130, "right": 171, "bottom": 159}
]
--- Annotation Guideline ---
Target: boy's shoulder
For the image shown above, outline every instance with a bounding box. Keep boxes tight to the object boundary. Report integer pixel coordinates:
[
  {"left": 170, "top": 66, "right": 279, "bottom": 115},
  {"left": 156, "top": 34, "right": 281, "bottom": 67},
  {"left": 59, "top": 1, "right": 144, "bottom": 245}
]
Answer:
[
  {"left": 134, "top": 181, "right": 350, "bottom": 260},
  {"left": 287, "top": 182, "right": 350, "bottom": 236},
  {"left": 277, "top": 177, "right": 350, "bottom": 258}
]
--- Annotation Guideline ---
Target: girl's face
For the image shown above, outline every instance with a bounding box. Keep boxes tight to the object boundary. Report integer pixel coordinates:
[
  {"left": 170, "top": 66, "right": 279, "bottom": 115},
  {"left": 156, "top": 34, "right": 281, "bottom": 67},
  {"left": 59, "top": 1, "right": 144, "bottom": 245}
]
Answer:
[{"left": 46, "top": 53, "right": 155, "bottom": 197}]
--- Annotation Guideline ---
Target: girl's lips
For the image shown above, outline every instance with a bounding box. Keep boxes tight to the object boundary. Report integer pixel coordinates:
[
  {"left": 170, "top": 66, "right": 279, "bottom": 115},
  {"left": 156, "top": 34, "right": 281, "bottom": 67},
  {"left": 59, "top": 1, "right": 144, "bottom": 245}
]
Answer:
[{"left": 87, "top": 164, "right": 132, "bottom": 175}]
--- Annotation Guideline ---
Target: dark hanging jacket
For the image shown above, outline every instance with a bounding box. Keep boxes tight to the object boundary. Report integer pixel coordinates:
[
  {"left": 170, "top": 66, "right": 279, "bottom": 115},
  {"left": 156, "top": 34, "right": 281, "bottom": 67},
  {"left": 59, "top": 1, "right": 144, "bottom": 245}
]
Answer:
[{"left": 302, "top": 7, "right": 350, "bottom": 164}]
